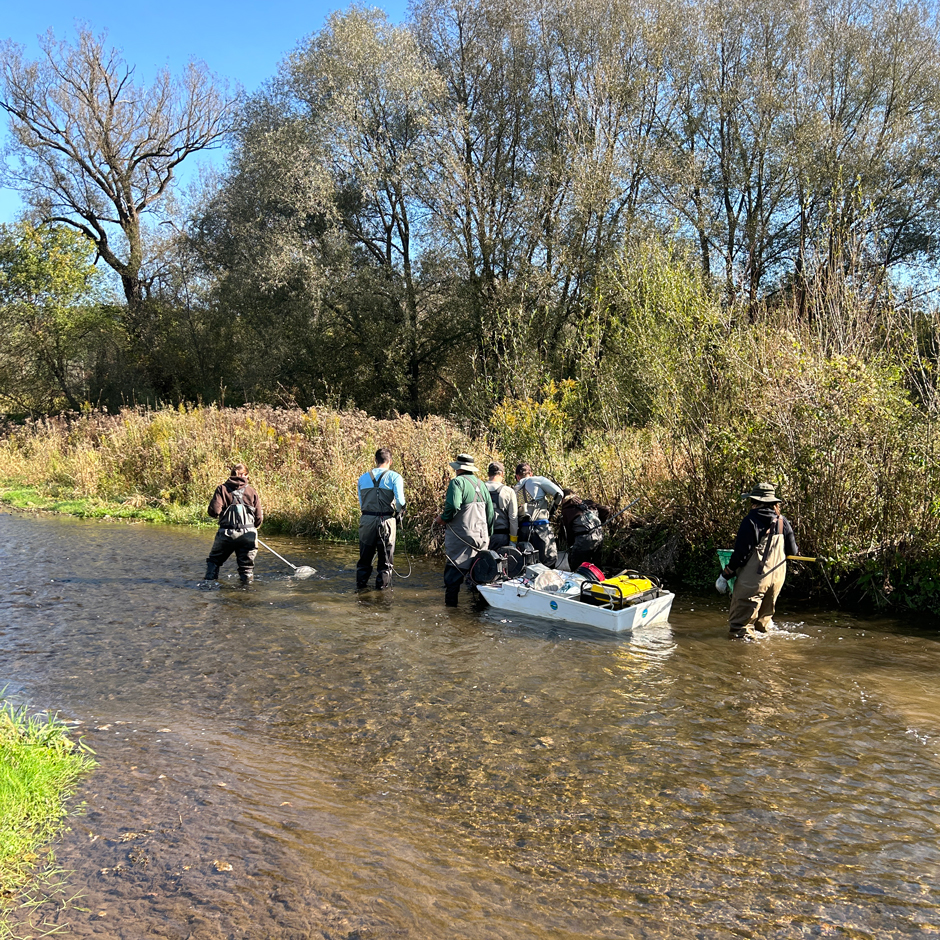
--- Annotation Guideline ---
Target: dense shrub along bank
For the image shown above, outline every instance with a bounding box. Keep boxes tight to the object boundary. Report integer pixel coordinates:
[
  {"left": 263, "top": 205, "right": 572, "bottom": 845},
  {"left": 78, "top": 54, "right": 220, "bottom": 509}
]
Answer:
[{"left": 0, "top": 406, "right": 482, "bottom": 546}]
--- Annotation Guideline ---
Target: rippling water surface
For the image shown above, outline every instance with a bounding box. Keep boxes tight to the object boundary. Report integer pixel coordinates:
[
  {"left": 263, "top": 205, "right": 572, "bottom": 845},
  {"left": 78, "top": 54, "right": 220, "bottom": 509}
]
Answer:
[{"left": 2, "top": 511, "right": 940, "bottom": 939}]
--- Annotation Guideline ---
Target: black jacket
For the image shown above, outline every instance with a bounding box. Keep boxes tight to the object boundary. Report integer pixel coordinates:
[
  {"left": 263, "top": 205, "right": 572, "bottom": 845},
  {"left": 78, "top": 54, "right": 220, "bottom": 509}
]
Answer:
[{"left": 725, "top": 506, "right": 798, "bottom": 575}]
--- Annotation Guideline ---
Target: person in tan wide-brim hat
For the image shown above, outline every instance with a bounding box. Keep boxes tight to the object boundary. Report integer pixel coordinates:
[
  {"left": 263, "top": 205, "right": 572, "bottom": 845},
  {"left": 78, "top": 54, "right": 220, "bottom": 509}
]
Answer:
[
  {"left": 716, "top": 482, "right": 800, "bottom": 639},
  {"left": 449, "top": 454, "right": 479, "bottom": 473}
]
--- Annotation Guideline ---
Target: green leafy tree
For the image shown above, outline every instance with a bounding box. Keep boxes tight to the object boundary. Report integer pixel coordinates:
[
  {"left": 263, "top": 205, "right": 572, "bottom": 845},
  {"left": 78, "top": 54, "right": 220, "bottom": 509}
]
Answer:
[{"left": 0, "top": 222, "right": 107, "bottom": 414}]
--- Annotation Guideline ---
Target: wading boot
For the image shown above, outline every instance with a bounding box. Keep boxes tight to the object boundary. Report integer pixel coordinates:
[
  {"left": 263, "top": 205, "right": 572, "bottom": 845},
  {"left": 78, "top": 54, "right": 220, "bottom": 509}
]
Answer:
[
  {"left": 239, "top": 569, "right": 254, "bottom": 584},
  {"left": 728, "top": 624, "right": 756, "bottom": 640},
  {"left": 204, "top": 562, "right": 220, "bottom": 581}
]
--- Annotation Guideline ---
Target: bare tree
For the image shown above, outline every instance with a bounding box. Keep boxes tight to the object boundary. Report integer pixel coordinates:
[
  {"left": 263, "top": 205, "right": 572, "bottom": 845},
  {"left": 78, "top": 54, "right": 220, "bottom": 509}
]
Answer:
[{"left": 0, "top": 29, "right": 239, "bottom": 335}]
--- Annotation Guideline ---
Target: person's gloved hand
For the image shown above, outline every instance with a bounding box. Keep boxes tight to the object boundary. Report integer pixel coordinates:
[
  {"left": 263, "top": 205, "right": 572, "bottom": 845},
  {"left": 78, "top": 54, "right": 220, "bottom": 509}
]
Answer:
[{"left": 715, "top": 574, "right": 729, "bottom": 594}]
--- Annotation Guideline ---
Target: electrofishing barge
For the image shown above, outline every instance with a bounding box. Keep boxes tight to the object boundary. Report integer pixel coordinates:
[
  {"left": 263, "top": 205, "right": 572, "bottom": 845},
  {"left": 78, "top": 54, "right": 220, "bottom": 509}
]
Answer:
[{"left": 476, "top": 568, "right": 675, "bottom": 634}]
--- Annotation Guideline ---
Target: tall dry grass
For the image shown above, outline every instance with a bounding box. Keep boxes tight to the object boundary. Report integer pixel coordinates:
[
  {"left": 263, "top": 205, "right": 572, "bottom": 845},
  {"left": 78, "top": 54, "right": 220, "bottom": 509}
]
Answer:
[
  {"left": 0, "top": 402, "right": 668, "bottom": 554},
  {"left": 0, "top": 405, "right": 494, "bottom": 547}
]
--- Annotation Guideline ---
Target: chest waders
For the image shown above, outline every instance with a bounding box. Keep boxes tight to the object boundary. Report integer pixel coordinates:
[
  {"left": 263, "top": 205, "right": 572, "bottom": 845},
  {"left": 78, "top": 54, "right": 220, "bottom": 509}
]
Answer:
[
  {"left": 728, "top": 516, "right": 786, "bottom": 638},
  {"left": 518, "top": 480, "right": 558, "bottom": 568},
  {"left": 443, "top": 476, "right": 489, "bottom": 605},
  {"left": 444, "top": 477, "right": 489, "bottom": 570},
  {"left": 357, "top": 470, "right": 398, "bottom": 589},
  {"left": 486, "top": 482, "right": 512, "bottom": 533},
  {"left": 572, "top": 507, "right": 603, "bottom": 551},
  {"left": 205, "top": 486, "right": 258, "bottom": 583},
  {"left": 486, "top": 481, "right": 515, "bottom": 551}
]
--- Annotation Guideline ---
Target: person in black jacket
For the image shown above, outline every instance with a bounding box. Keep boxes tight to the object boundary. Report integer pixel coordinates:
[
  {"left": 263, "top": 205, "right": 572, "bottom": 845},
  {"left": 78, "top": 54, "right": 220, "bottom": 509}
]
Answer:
[
  {"left": 716, "top": 482, "right": 798, "bottom": 638},
  {"left": 559, "top": 490, "right": 610, "bottom": 572}
]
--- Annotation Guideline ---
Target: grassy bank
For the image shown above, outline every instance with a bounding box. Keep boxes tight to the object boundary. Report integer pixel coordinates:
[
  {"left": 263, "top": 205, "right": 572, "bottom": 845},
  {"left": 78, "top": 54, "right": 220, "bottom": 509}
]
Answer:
[{"left": 0, "top": 698, "right": 96, "bottom": 936}]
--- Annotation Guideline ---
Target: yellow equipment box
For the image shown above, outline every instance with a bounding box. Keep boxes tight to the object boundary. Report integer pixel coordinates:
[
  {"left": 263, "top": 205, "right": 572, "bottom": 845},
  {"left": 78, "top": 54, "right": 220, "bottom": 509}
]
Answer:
[{"left": 588, "top": 574, "right": 656, "bottom": 608}]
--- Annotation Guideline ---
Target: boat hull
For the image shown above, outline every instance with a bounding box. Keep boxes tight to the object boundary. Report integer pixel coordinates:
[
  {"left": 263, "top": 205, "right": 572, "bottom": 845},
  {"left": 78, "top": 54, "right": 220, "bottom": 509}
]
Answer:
[{"left": 477, "top": 581, "right": 675, "bottom": 633}]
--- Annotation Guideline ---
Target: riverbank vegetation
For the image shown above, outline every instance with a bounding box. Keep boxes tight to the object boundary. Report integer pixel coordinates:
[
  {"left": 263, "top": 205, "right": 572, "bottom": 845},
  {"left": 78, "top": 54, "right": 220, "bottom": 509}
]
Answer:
[
  {"left": 0, "top": 698, "right": 96, "bottom": 936},
  {"left": 2, "top": 296, "right": 940, "bottom": 610},
  {"left": 3, "top": 0, "right": 940, "bottom": 608}
]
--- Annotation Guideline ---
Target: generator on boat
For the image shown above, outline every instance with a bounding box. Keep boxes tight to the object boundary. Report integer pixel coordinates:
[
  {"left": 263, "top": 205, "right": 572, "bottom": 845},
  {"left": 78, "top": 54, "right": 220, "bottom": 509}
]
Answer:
[
  {"left": 583, "top": 571, "right": 663, "bottom": 609},
  {"left": 469, "top": 541, "right": 539, "bottom": 584}
]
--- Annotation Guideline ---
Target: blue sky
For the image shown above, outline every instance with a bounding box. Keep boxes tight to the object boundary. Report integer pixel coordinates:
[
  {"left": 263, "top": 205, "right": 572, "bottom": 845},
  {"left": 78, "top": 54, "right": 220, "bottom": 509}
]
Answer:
[{"left": 0, "top": 0, "right": 408, "bottom": 223}]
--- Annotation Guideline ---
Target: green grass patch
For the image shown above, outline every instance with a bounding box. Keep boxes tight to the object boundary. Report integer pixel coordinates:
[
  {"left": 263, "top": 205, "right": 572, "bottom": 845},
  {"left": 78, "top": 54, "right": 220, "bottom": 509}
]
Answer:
[
  {"left": 0, "top": 699, "right": 96, "bottom": 932},
  {"left": 0, "top": 484, "right": 203, "bottom": 527}
]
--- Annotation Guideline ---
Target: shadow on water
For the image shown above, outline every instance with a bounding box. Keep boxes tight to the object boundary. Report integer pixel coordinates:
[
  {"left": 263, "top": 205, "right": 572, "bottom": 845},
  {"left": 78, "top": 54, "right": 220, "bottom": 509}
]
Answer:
[{"left": 2, "top": 511, "right": 940, "bottom": 939}]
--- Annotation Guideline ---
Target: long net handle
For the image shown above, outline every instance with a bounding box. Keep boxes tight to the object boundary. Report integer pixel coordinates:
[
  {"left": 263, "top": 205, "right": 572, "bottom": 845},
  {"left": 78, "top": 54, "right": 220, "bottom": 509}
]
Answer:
[{"left": 256, "top": 538, "right": 298, "bottom": 570}]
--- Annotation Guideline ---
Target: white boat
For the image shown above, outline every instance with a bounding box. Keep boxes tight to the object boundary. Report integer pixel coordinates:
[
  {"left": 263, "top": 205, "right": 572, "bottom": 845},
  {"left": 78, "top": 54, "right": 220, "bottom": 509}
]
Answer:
[{"left": 476, "top": 575, "right": 675, "bottom": 634}]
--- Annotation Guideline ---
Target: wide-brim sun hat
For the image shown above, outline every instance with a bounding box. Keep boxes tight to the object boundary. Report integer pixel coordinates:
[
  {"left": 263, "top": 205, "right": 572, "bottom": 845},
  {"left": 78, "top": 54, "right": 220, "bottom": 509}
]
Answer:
[
  {"left": 450, "top": 453, "right": 479, "bottom": 473},
  {"left": 742, "top": 482, "right": 781, "bottom": 503}
]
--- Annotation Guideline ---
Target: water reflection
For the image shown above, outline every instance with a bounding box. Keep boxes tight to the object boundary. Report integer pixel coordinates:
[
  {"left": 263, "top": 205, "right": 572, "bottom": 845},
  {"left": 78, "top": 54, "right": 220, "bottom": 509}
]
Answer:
[{"left": 2, "top": 511, "right": 940, "bottom": 939}]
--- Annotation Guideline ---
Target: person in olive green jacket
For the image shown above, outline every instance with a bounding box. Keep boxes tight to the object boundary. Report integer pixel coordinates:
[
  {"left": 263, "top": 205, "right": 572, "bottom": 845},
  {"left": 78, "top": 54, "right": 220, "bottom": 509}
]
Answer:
[{"left": 434, "top": 454, "right": 494, "bottom": 606}]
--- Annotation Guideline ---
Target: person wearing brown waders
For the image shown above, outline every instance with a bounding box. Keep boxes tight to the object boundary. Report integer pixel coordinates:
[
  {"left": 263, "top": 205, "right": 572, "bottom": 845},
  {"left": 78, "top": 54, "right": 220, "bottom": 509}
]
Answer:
[
  {"left": 716, "top": 482, "right": 799, "bottom": 639},
  {"left": 435, "top": 454, "right": 494, "bottom": 606},
  {"left": 205, "top": 463, "right": 264, "bottom": 583},
  {"left": 356, "top": 447, "right": 406, "bottom": 590}
]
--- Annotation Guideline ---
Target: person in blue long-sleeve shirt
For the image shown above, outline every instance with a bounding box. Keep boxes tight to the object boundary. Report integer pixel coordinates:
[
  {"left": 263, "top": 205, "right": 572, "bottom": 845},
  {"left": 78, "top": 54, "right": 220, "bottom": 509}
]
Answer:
[{"left": 356, "top": 447, "right": 406, "bottom": 589}]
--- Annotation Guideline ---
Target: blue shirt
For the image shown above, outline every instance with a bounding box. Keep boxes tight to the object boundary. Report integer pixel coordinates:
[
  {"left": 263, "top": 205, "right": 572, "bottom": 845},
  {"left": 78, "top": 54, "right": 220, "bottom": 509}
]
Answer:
[{"left": 357, "top": 466, "right": 406, "bottom": 511}]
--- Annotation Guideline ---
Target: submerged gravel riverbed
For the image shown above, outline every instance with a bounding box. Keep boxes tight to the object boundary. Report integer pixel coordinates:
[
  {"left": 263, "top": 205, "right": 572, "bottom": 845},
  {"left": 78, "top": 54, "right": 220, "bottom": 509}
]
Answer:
[{"left": 2, "top": 511, "right": 940, "bottom": 939}]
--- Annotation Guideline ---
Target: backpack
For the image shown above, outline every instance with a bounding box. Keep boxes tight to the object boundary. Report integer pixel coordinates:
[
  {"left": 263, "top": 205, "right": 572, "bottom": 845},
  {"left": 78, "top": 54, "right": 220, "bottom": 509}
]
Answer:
[
  {"left": 218, "top": 486, "right": 255, "bottom": 531},
  {"left": 572, "top": 506, "right": 602, "bottom": 550}
]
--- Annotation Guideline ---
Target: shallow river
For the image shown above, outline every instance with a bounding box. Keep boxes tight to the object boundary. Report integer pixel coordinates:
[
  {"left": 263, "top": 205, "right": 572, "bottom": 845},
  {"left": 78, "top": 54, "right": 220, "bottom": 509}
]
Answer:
[{"left": 2, "top": 511, "right": 940, "bottom": 939}]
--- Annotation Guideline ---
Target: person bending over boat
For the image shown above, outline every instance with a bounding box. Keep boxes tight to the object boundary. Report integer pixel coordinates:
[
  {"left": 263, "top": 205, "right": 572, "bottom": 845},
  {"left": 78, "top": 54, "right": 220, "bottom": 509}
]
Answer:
[
  {"left": 356, "top": 446, "right": 406, "bottom": 590},
  {"left": 560, "top": 491, "right": 610, "bottom": 573},
  {"left": 205, "top": 463, "right": 264, "bottom": 583},
  {"left": 716, "top": 482, "right": 799, "bottom": 639},
  {"left": 514, "top": 463, "right": 563, "bottom": 568},
  {"left": 485, "top": 461, "right": 518, "bottom": 552},
  {"left": 435, "top": 454, "right": 494, "bottom": 606}
]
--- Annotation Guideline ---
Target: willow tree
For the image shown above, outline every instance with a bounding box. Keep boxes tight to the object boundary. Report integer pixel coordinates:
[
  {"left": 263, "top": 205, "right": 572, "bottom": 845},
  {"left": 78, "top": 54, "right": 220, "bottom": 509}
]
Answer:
[
  {"left": 0, "top": 29, "right": 238, "bottom": 363},
  {"left": 285, "top": 6, "right": 452, "bottom": 413},
  {"left": 792, "top": 0, "right": 940, "bottom": 320}
]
